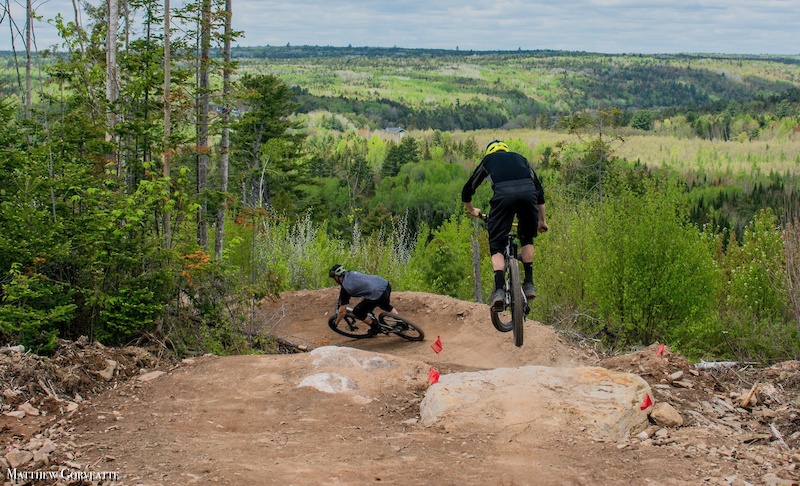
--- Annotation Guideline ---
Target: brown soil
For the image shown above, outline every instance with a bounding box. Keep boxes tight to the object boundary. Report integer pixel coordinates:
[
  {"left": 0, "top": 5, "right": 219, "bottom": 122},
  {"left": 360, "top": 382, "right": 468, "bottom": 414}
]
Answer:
[{"left": 2, "top": 288, "right": 800, "bottom": 485}]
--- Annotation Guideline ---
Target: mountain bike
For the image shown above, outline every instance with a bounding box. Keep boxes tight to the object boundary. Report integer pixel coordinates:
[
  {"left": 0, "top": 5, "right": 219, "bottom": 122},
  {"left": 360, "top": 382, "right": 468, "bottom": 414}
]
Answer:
[
  {"left": 480, "top": 214, "right": 530, "bottom": 347},
  {"left": 327, "top": 306, "right": 425, "bottom": 341}
]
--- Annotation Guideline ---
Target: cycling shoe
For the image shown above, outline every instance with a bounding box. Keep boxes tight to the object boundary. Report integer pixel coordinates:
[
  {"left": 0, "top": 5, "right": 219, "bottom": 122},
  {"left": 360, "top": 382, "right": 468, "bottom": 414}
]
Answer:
[{"left": 490, "top": 289, "right": 504, "bottom": 311}]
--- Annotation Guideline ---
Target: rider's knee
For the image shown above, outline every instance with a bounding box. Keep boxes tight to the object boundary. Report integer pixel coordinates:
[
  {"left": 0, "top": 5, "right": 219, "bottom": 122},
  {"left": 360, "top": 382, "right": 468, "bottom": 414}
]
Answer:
[{"left": 352, "top": 307, "right": 368, "bottom": 321}]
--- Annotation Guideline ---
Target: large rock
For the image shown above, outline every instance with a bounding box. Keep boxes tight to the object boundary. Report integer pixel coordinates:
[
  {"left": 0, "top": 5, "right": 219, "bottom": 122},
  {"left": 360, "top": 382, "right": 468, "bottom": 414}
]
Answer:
[
  {"left": 295, "top": 347, "right": 652, "bottom": 442},
  {"left": 420, "top": 365, "right": 651, "bottom": 441},
  {"left": 296, "top": 346, "right": 428, "bottom": 398}
]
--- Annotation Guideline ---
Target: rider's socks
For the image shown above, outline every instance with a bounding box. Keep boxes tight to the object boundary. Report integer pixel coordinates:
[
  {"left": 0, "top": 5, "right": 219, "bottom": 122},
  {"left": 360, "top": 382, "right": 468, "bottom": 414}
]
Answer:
[
  {"left": 524, "top": 262, "right": 533, "bottom": 283},
  {"left": 494, "top": 270, "right": 504, "bottom": 290}
]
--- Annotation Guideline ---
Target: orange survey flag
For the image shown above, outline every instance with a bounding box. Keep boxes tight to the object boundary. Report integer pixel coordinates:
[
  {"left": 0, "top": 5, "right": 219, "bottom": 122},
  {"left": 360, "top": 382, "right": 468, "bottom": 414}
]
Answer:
[{"left": 431, "top": 336, "right": 443, "bottom": 354}]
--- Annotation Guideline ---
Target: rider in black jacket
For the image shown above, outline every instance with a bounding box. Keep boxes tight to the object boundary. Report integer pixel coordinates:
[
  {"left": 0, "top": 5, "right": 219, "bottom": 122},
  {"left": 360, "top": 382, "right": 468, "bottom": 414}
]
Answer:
[{"left": 461, "top": 140, "right": 548, "bottom": 310}]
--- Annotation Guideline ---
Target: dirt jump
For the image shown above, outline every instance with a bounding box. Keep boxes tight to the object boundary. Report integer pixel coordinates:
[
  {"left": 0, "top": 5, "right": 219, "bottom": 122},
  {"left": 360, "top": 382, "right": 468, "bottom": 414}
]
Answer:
[{"left": 2, "top": 287, "right": 800, "bottom": 485}]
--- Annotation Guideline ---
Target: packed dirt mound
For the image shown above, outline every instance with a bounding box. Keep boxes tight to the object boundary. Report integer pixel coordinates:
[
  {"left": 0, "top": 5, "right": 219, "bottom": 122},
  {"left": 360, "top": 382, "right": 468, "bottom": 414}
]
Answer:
[
  {"left": 1, "top": 288, "right": 800, "bottom": 485},
  {"left": 266, "top": 287, "right": 594, "bottom": 372}
]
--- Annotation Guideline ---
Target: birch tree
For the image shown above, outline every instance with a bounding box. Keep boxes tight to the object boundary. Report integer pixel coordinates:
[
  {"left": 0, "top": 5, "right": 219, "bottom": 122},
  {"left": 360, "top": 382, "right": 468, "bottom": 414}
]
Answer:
[
  {"left": 214, "top": 0, "right": 232, "bottom": 260},
  {"left": 195, "top": 0, "right": 211, "bottom": 248}
]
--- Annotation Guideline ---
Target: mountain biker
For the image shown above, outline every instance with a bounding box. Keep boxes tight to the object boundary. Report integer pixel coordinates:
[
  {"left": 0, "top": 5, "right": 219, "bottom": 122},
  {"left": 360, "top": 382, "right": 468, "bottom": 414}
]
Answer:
[
  {"left": 329, "top": 264, "right": 397, "bottom": 336},
  {"left": 461, "top": 139, "right": 548, "bottom": 311}
]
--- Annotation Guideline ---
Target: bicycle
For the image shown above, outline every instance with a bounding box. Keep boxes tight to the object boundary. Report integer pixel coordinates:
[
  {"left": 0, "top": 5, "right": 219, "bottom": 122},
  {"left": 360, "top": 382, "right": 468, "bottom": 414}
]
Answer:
[
  {"left": 327, "top": 306, "right": 425, "bottom": 341},
  {"left": 480, "top": 213, "right": 532, "bottom": 347}
]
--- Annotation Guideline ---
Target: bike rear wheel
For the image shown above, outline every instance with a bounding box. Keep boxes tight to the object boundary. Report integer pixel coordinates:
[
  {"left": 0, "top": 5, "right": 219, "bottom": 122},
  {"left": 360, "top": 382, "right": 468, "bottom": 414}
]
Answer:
[
  {"left": 328, "top": 311, "right": 373, "bottom": 339},
  {"left": 509, "top": 257, "right": 524, "bottom": 347},
  {"left": 379, "top": 312, "right": 425, "bottom": 341}
]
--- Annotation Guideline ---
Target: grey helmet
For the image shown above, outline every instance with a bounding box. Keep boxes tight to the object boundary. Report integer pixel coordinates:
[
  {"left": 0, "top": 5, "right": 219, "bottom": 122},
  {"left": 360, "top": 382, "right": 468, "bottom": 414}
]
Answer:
[{"left": 329, "top": 264, "right": 346, "bottom": 278}]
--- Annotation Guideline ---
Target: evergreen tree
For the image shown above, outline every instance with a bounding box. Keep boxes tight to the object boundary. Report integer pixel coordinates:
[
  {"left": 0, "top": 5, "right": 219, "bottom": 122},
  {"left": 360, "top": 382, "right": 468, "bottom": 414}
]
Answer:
[{"left": 382, "top": 136, "right": 419, "bottom": 177}]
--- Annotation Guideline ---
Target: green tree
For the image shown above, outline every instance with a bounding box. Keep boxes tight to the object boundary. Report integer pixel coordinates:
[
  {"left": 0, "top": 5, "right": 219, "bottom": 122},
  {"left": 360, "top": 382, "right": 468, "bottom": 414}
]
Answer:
[
  {"left": 630, "top": 109, "right": 654, "bottom": 131},
  {"left": 231, "top": 74, "right": 305, "bottom": 208},
  {"left": 416, "top": 215, "right": 473, "bottom": 298},
  {"left": 557, "top": 110, "right": 624, "bottom": 202},
  {"left": 382, "top": 136, "right": 419, "bottom": 177}
]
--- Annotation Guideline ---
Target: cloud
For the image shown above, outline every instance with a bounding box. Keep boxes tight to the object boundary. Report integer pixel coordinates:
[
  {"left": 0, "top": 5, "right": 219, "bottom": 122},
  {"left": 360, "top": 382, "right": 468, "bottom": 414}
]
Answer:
[{"left": 1, "top": 0, "right": 798, "bottom": 54}]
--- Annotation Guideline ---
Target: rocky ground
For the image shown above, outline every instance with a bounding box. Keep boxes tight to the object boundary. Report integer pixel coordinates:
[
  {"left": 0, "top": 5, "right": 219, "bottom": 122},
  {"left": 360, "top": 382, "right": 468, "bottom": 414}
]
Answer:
[{"left": 1, "top": 288, "right": 800, "bottom": 485}]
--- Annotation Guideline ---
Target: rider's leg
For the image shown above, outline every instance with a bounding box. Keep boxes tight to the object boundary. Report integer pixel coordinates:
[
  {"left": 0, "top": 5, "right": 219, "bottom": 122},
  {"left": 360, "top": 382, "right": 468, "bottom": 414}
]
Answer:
[
  {"left": 492, "top": 252, "right": 504, "bottom": 288},
  {"left": 492, "top": 252, "right": 505, "bottom": 271},
  {"left": 520, "top": 243, "right": 537, "bottom": 299},
  {"left": 354, "top": 301, "right": 381, "bottom": 333},
  {"left": 488, "top": 198, "right": 513, "bottom": 310},
  {"left": 517, "top": 195, "right": 539, "bottom": 286},
  {"left": 375, "top": 286, "right": 397, "bottom": 316},
  {"left": 490, "top": 252, "right": 505, "bottom": 309},
  {"left": 521, "top": 244, "right": 534, "bottom": 281},
  {"left": 363, "top": 314, "right": 381, "bottom": 336}
]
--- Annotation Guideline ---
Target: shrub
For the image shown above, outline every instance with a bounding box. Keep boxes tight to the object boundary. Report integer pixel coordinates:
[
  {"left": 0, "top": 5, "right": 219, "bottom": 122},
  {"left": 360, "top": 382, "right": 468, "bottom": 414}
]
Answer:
[
  {"left": 532, "top": 194, "right": 596, "bottom": 332},
  {"left": 712, "top": 210, "right": 796, "bottom": 361},
  {"left": 0, "top": 263, "right": 76, "bottom": 353},
  {"left": 417, "top": 214, "right": 473, "bottom": 299},
  {"left": 585, "top": 179, "right": 717, "bottom": 350}
]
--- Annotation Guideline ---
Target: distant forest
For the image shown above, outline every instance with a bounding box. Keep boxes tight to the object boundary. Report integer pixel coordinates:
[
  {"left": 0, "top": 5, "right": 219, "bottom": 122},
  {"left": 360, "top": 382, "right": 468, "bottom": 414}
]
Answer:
[{"left": 235, "top": 45, "right": 800, "bottom": 136}]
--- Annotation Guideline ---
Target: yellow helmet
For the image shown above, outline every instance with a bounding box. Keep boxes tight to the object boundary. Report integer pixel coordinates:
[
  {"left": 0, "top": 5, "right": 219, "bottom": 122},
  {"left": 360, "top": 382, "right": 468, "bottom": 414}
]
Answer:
[{"left": 485, "top": 139, "right": 509, "bottom": 156}]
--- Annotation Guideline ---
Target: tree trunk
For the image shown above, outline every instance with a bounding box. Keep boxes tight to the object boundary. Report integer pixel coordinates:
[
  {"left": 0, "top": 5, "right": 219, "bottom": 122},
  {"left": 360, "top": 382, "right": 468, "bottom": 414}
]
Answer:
[
  {"left": 214, "top": 0, "right": 232, "bottom": 261},
  {"left": 162, "top": 0, "right": 172, "bottom": 248},
  {"left": 196, "top": 0, "right": 211, "bottom": 249},
  {"left": 107, "top": 0, "right": 120, "bottom": 173},
  {"left": 71, "top": 0, "right": 84, "bottom": 54},
  {"left": 122, "top": 0, "right": 129, "bottom": 48},
  {"left": 472, "top": 231, "right": 483, "bottom": 303},
  {"left": 24, "top": 0, "right": 31, "bottom": 119}
]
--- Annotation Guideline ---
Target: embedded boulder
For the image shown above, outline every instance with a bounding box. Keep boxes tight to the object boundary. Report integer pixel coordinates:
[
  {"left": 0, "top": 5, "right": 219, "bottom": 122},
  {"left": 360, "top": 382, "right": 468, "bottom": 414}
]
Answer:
[{"left": 420, "top": 365, "right": 652, "bottom": 441}]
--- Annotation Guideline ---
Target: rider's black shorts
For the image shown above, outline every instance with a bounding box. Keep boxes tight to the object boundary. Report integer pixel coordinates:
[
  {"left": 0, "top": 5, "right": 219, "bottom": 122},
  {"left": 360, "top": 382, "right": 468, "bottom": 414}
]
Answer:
[
  {"left": 488, "top": 180, "right": 540, "bottom": 255},
  {"left": 352, "top": 283, "right": 393, "bottom": 320}
]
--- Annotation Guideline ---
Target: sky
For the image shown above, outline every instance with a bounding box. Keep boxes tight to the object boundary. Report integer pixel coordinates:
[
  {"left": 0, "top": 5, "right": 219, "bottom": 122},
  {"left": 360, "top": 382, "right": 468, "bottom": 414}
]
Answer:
[{"left": 2, "top": 0, "right": 799, "bottom": 55}]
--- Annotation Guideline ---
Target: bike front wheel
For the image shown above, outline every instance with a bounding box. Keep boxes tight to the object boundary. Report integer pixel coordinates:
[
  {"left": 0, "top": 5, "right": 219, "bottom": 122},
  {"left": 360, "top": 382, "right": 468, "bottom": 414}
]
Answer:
[
  {"left": 509, "top": 258, "right": 524, "bottom": 347},
  {"left": 379, "top": 312, "right": 425, "bottom": 341},
  {"left": 490, "top": 305, "right": 513, "bottom": 333},
  {"left": 328, "top": 311, "right": 373, "bottom": 339}
]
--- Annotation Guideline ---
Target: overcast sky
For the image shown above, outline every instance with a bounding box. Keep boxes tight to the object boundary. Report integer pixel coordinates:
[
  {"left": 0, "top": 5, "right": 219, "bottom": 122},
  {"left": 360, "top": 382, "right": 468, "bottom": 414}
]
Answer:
[{"left": 2, "top": 0, "right": 798, "bottom": 55}]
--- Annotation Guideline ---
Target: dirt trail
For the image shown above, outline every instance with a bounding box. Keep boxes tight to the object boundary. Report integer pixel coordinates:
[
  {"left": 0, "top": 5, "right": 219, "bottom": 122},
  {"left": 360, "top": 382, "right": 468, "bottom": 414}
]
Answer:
[{"left": 3, "top": 288, "right": 798, "bottom": 485}]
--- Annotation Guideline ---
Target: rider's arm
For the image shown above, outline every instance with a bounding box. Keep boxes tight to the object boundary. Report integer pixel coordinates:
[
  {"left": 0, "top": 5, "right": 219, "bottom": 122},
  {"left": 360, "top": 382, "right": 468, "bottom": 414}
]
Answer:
[
  {"left": 464, "top": 201, "right": 481, "bottom": 218},
  {"left": 336, "top": 304, "right": 347, "bottom": 323},
  {"left": 538, "top": 203, "right": 548, "bottom": 232},
  {"left": 531, "top": 168, "right": 547, "bottom": 231},
  {"left": 335, "top": 287, "right": 350, "bottom": 323},
  {"left": 461, "top": 160, "right": 489, "bottom": 218}
]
